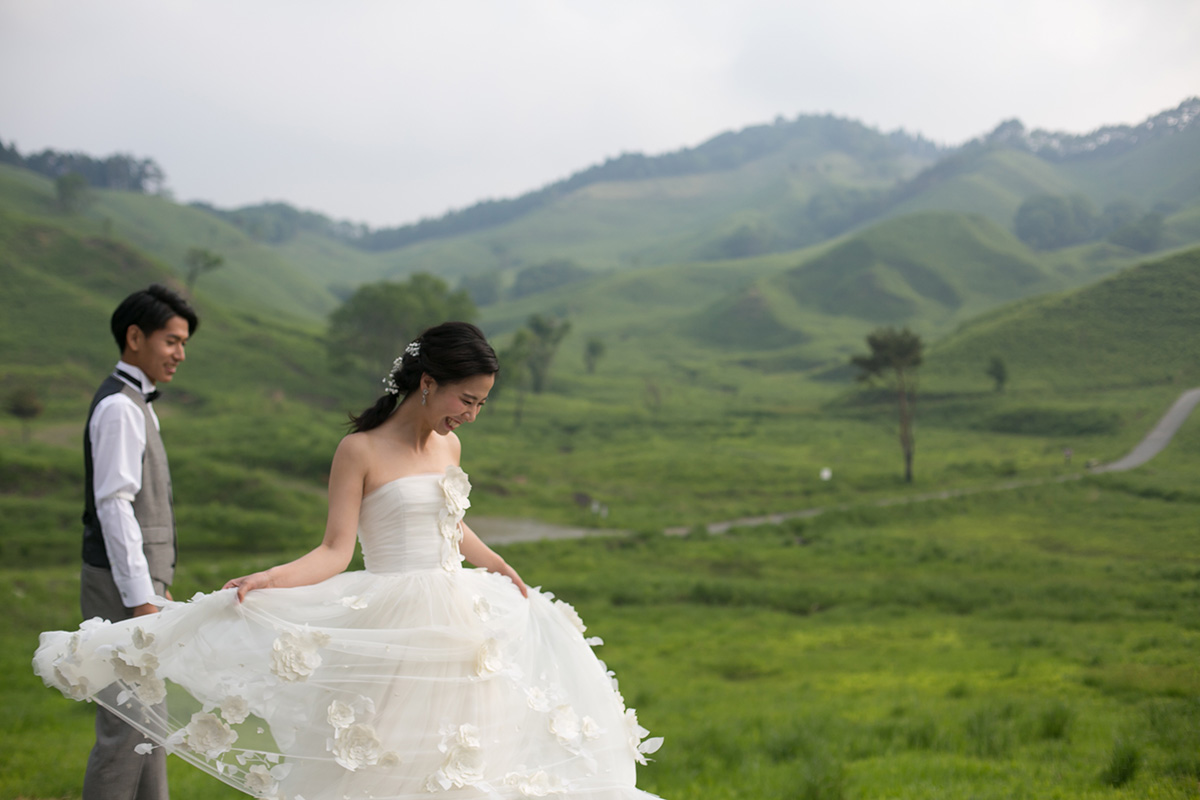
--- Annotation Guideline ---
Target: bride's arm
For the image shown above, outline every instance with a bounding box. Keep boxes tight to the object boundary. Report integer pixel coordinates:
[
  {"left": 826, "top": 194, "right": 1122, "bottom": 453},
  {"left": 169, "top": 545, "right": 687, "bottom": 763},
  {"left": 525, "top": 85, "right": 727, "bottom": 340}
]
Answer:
[
  {"left": 224, "top": 435, "right": 367, "bottom": 602},
  {"left": 460, "top": 521, "right": 529, "bottom": 598}
]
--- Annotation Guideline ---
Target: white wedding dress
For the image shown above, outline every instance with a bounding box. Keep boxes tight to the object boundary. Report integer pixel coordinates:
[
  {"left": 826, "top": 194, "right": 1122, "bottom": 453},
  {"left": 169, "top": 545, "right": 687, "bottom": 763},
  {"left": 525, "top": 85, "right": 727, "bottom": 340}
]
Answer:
[{"left": 34, "top": 468, "right": 662, "bottom": 799}]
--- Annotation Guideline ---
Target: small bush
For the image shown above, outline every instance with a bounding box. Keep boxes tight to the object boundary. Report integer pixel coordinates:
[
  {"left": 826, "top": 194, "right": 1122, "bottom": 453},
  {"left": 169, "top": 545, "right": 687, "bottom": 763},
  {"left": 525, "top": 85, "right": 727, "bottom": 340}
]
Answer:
[
  {"left": 1099, "top": 737, "right": 1140, "bottom": 787},
  {"left": 1037, "top": 701, "right": 1072, "bottom": 740}
]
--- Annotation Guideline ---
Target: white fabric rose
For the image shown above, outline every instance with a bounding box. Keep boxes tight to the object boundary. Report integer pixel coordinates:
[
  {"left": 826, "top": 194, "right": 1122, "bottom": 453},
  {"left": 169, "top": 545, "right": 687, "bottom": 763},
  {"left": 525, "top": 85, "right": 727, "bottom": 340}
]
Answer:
[
  {"left": 269, "top": 629, "right": 330, "bottom": 682},
  {"left": 505, "top": 768, "right": 567, "bottom": 796},
  {"left": 220, "top": 694, "right": 250, "bottom": 725},
  {"left": 111, "top": 645, "right": 159, "bottom": 682},
  {"left": 134, "top": 675, "right": 167, "bottom": 705},
  {"left": 549, "top": 705, "right": 581, "bottom": 747},
  {"left": 329, "top": 722, "right": 383, "bottom": 771},
  {"left": 581, "top": 716, "right": 604, "bottom": 740},
  {"left": 131, "top": 626, "right": 156, "bottom": 650},
  {"left": 327, "top": 700, "right": 355, "bottom": 730},
  {"left": 525, "top": 686, "right": 551, "bottom": 713},
  {"left": 429, "top": 723, "right": 486, "bottom": 791},
  {"left": 440, "top": 466, "right": 472, "bottom": 516},
  {"left": 476, "top": 638, "right": 505, "bottom": 677},
  {"left": 182, "top": 711, "right": 238, "bottom": 759},
  {"left": 244, "top": 764, "right": 278, "bottom": 796},
  {"left": 473, "top": 595, "right": 493, "bottom": 622}
]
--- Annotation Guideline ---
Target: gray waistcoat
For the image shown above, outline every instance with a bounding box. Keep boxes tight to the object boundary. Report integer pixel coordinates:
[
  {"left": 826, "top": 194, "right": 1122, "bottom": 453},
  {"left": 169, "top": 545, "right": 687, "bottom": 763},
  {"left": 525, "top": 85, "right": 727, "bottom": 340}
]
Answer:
[{"left": 82, "top": 376, "right": 177, "bottom": 588}]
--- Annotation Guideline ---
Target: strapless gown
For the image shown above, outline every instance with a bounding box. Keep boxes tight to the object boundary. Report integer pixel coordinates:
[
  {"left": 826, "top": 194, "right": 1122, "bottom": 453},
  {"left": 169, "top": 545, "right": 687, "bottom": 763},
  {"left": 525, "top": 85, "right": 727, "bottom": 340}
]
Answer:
[{"left": 34, "top": 467, "right": 662, "bottom": 799}]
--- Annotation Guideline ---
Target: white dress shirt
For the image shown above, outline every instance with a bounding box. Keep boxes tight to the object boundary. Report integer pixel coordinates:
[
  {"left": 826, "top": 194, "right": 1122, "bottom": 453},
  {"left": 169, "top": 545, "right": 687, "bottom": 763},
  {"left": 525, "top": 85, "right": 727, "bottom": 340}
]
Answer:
[{"left": 90, "top": 361, "right": 161, "bottom": 607}]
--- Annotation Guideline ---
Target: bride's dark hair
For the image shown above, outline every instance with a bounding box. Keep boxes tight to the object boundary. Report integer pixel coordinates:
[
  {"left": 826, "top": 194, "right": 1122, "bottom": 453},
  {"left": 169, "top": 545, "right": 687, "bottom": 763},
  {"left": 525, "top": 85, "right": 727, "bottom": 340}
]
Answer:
[{"left": 349, "top": 321, "right": 499, "bottom": 433}]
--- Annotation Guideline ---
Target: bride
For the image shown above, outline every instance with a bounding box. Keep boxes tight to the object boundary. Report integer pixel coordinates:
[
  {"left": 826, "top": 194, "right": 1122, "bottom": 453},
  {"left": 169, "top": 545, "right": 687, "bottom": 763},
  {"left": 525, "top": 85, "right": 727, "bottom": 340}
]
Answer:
[{"left": 35, "top": 321, "right": 662, "bottom": 800}]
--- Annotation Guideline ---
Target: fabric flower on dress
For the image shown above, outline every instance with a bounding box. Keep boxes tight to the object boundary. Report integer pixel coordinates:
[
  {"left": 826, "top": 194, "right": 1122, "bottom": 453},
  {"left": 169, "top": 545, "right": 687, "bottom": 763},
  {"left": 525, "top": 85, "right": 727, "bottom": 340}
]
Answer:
[
  {"left": 269, "top": 628, "right": 330, "bottom": 682},
  {"left": 436, "top": 466, "right": 472, "bottom": 572},
  {"left": 327, "top": 700, "right": 356, "bottom": 730},
  {"left": 328, "top": 723, "right": 384, "bottom": 771},
  {"left": 111, "top": 644, "right": 159, "bottom": 682},
  {"left": 581, "top": 716, "right": 604, "bottom": 740},
  {"left": 131, "top": 626, "right": 156, "bottom": 650},
  {"left": 440, "top": 466, "right": 472, "bottom": 516},
  {"left": 624, "top": 708, "right": 664, "bottom": 765},
  {"left": 553, "top": 599, "right": 587, "bottom": 634},
  {"left": 338, "top": 595, "right": 369, "bottom": 609},
  {"left": 504, "top": 768, "right": 568, "bottom": 796},
  {"left": 220, "top": 694, "right": 250, "bottom": 725},
  {"left": 524, "top": 685, "right": 552, "bottom": 713},
  {"left": 132, "top": 675, "right": 167, "bottom": 705},
  {"left": 475, "top": 638, "right": 506, "bottom": 677},
  {"left": 244, "top": 764, "right": 279, "bottom": 796},
  {"left": 170, "top": 711, "right": 238, "bottom": 759},
  {"left": 549, "top": 705, "right": 582, "bottom": 750},
  {"left": 473, "top": 595, "right": 493, "bottom": 622},
  {"left": 427, "top": 723, "right": 487, "bottom": 791}
]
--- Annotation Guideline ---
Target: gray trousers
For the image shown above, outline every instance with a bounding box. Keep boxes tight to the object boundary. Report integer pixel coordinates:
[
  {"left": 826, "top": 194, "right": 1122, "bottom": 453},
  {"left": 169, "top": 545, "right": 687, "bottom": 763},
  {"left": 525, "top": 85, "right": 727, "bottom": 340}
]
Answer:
[{"left": 80, "top": 563, "right": 169, "bottom": 800}]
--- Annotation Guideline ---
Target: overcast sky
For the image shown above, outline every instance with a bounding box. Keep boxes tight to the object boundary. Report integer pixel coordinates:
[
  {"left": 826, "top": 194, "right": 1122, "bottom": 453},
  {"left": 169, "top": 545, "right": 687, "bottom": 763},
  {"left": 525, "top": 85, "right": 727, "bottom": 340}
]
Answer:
[{"left": 2, "top": 0, "right": 1197, "bottom": 228}]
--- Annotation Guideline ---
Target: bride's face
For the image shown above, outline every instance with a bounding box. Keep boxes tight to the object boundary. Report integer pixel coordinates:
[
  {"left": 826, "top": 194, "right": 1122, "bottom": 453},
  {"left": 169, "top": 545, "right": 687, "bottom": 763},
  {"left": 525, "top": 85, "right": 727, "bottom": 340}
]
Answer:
[{"left": 426, "top": 373, "right": 495, "bottom": 435}]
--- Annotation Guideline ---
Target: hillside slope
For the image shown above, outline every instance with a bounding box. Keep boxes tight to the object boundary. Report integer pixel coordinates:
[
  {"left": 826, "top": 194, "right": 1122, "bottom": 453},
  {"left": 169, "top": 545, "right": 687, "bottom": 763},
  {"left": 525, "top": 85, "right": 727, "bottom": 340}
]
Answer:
[
  {"left": 925, "top": 246, "right": 1200, "bottom": 390},
  {"left": 0, "top": 165, "right": 344, "bottom": 321},
  {"left": 0, "top": 208, "right": 347, "bottom": 409}
]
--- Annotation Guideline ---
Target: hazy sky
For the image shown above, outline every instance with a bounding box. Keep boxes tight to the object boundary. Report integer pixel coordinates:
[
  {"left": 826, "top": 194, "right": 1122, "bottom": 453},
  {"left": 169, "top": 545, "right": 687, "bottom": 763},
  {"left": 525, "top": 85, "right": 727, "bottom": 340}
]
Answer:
[{"left": 2, "top": 0, "right": 1197, "bottom": 228}]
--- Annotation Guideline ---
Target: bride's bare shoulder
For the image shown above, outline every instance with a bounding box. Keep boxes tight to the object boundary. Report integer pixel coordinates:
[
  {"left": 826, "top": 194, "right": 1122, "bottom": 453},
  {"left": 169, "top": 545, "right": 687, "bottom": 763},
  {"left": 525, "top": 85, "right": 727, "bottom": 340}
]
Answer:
[{"left": 334, "top": 431, "right": 375, "bottom": 463}]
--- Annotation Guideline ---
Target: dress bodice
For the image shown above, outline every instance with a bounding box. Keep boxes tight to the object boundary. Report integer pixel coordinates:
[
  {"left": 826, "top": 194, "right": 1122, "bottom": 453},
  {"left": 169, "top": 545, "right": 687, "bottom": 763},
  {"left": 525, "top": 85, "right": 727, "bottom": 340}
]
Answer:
[{"left": 357, "top": 468, "right": 470, "bottom": 574}]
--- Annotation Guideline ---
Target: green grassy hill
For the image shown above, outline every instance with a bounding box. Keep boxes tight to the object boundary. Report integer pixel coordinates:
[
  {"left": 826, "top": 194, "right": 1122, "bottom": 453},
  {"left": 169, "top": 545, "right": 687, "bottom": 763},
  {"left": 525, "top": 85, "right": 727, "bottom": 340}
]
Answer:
[
  {"left": 0, "top": 165, "right": 347, "bottom": 322},
  {"left": 925, "top": 245, "right": 1200, "bottom": 391}
]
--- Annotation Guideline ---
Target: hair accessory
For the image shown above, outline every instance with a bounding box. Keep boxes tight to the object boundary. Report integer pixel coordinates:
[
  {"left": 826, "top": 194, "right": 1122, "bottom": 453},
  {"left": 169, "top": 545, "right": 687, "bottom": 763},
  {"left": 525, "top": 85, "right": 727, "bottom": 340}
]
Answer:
[{"left": 382, "top": 340, "right": 422, "bottom": 395}]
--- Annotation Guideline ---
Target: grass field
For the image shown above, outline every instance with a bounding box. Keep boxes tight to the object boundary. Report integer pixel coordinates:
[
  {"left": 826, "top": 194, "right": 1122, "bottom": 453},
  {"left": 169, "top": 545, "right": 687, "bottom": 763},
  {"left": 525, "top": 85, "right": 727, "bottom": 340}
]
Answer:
[{"left": 6, "top": 442, "right": 1200, "bottom": 798}]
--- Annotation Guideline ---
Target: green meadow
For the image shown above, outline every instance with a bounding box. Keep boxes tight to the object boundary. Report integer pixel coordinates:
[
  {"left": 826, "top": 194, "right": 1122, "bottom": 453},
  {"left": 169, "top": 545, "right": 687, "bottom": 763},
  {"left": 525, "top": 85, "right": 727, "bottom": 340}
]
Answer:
[{"left": 6, "top": 425, "right": 1200, "bottom": 798}]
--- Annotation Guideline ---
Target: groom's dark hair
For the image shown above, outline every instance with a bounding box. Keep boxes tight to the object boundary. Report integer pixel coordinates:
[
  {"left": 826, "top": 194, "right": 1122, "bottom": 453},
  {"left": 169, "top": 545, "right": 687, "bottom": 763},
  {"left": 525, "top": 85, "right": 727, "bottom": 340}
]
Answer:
[{"left": 110, "top": 284, "right": 199, "bottom": 352}]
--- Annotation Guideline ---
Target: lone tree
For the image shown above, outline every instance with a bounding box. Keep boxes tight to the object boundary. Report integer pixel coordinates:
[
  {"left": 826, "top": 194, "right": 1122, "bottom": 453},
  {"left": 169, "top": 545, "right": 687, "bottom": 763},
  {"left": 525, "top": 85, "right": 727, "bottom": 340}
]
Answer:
[
  {"left": 986, "top": 355, "right": 1008, "bottom": 393},
  {"left": 525, "top": 314, "right": 571, "bottom": 394},
  {"left": 583, "top": 337, "right": 606, "bottom": 374},
  {"left": 497, "top": 328, "right": 535, "bottom": 427},
  {"left": 184, "top": 247, "right": 225, "bottom": 292},
  {"left": 326, "top": 273, "right": 475, "bottom": 379},
  {"left": 6, "top": 387, "right": 44, "bottom": 443},
  {"left": 851, "top": 327, "right": 924, "bottom": 483}
]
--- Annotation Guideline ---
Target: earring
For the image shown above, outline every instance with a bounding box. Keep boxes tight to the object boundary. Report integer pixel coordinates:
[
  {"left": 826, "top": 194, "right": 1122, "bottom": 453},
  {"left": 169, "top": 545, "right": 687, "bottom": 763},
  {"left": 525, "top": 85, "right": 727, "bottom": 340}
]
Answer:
[{"left": 421, "top": 388, "right": 428, "bottom": 406}]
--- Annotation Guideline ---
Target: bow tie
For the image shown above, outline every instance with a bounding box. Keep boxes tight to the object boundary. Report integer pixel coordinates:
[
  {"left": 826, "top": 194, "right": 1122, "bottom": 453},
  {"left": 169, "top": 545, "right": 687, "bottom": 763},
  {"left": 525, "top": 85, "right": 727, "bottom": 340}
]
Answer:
[{"left": 115, "top": 369, "right": 160, "bottom": 403}]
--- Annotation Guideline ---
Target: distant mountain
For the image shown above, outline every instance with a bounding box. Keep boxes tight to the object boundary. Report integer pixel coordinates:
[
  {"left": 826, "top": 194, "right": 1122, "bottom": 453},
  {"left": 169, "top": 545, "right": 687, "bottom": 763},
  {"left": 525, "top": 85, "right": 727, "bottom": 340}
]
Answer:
[
  {"left": 346, "top": 114, "right": 942, "bottom": 252},
  {"left": 981, "top": 97, "right": 1200, "bottom": 161}
]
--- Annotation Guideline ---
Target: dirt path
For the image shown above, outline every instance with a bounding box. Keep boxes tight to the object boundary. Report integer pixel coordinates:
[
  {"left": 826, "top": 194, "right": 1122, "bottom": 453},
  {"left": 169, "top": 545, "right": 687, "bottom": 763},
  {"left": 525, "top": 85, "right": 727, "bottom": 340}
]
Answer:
[
  {"left": 475, "top": 387, "right": 1200, "bottom": 543},
  {"left": 1091, "top": 387, "right": 1200, "bottom": 472}
]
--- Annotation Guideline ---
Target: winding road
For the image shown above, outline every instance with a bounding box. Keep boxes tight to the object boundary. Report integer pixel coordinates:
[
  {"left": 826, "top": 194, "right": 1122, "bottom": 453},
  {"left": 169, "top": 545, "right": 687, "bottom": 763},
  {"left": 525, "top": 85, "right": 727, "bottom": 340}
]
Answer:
[{"left": 473, "top": 387, "right": 1200, "bottom": 544}]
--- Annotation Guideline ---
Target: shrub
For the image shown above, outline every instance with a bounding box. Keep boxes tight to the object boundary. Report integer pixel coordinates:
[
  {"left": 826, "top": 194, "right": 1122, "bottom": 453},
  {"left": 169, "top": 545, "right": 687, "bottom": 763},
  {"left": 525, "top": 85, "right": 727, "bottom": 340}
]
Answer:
[{"left": 1099, "top": 737, "right": 1140, "bottom": 787}]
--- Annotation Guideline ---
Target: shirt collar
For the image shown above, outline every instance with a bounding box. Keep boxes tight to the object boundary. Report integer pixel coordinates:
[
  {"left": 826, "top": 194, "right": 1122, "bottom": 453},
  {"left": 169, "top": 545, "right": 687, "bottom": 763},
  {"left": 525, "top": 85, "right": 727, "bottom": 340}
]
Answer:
[{"left": 114, "top": 361, "right": 154, "bottom": 394}]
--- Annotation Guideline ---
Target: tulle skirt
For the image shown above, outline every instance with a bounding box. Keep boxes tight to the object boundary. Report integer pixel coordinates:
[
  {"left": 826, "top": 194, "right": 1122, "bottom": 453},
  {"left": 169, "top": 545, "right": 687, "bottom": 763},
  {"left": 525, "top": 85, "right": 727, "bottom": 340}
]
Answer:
[{"left": 34, "top": 566, "right": 662, "bottom": 799}]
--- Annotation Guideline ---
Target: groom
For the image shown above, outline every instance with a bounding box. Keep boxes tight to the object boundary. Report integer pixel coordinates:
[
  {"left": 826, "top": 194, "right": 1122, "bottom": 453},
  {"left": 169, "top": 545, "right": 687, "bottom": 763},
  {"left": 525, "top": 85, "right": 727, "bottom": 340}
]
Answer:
[{"left": 80, "top": 284, "right": 198, "bottom": 800}]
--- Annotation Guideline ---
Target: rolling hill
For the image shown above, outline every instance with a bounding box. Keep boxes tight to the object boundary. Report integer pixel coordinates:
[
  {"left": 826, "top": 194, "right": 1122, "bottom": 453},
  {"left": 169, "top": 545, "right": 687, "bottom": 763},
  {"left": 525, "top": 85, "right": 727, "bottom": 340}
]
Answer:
[{"left": 924, "top": 245, "right": 1200, "bottom": 390}]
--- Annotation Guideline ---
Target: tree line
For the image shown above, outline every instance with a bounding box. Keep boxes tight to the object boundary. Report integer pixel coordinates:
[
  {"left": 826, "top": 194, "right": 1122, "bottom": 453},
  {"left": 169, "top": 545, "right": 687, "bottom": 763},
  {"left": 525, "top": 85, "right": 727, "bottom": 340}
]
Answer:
[
  {"left": 1013, "top": 193, "right": 1168, "bottom": 253},
  {"left": 326, "top": 274, "right": 592, "bottom": 426},
  {"left": 0, "top": 137, "right": 166, "bottom": 194}
]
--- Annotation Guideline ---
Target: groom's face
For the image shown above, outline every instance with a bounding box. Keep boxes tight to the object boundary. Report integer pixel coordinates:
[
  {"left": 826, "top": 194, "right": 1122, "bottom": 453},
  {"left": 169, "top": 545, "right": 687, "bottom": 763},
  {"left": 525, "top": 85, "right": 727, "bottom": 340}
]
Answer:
[{"left": 124, "top": 315, "right": 190, "bottom": 385}]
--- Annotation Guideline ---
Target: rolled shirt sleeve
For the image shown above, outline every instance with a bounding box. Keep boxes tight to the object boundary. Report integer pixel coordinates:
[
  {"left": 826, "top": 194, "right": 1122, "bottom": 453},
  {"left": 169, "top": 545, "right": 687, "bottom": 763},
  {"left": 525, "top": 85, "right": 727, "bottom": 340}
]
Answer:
[{"left": 89, "top": 393, "right": 158, "bottom": 608}]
